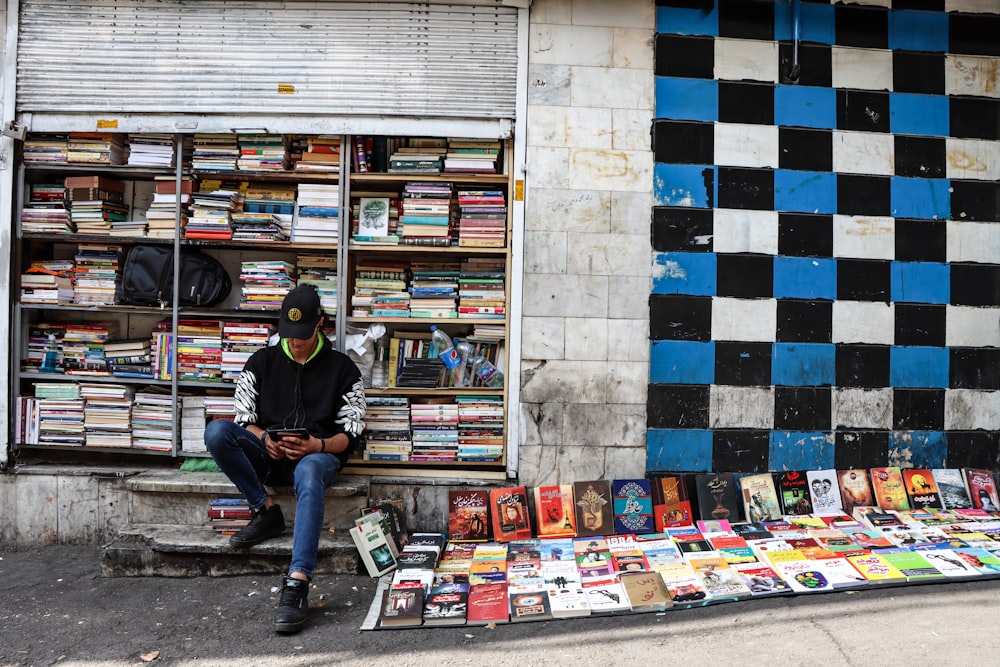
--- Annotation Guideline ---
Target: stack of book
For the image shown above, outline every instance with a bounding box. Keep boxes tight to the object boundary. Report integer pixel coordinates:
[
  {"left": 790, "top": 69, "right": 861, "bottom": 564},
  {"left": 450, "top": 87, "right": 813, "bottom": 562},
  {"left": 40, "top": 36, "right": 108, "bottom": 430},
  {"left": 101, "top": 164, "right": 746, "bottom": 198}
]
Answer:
[
  {"left": 62, "top": 322, "right": 120, "bottom": 376},
  {"left": 294, "top": 135, "right": 341, "bottom": 173},
  {"left": 131, "top": 389, "right": 174, "bottom": 451},
  {"left": 237, "top": 134, "right": 288, "bottom": 171},
  {"left": 456, "top": 395, "right": 504, "bottom": 461},
  {"left": 456, "top": 189, "right": 506, "bottom": 247},
  {"left": 352, "top": 261, "right": 409, "bottom": 318},
  {"left": 207, "top": 497, "right": 253, "bottom": 534},
  {"left": 144, "top": 175, "right": 194, "bottom": 239},
  {"left": 22, "top": 134, "right": 68, "bottom": 163},
  {"left": 296, "top": 254, "right": 338, "bottom": 318},
  {"left": 220, "top": 321, "right": 274, "bottom": 382},
  {"left": 20, "top": 261, "right": 74, "bottom": 304},
  {"left": 65, "top": 175, "right": 128, "bottom": 234},
  {"left": 408, "top": 261, "right": 460, "bottom": 318},
  {"left": 399, "top": 182, "right": 453, "bottom": 245},
  {"left": 177, "top": 319, "right": 224, "bottom": 383},
  {"left": 293, "top": 184, "right": 339, "bottom": 244},
  {"left": 444, "top": 138, "right": 501, "bottom": 173},
  {"left": 204, "top": 395, "right": 236, "bottom": 421},
  {"left": 458, "top": 258, "right": 506, "bottom": 319},
  {"left": 126, "top": 134, "right": 175, "bottom": 167},
  {"left": 186, "top": 189, "right": 237, "bottom": 240},
  {"left": 23, "top": 323, "right": 66, "bottom": 373},
  {"left": 151, "top": 321, "right": 174, "bottom": 380},
  {"left": 388, "top": 138, "right": 446, "bottom": 174},
  {"left": 409, "top": 403, "right": 459, "bottom": 461},
  {"left": 66, "top": 132, "right": 126, "bottom": 165},
  {"left": 237, "top": 260, "right": 295, "bottom": 311},
  {"left": 103, "top": 338, "right": 154, "bottom": 379},
  {"left": 73, "top": 243, "right": 121, "bottom": 305},
  {"left": 80, "top": 382, "right": 134, "bottom": 448},
  {"left": 181, "top": 396, "right": 208, "bottom": 453},
  {"left": 360, "top": 396, "right": 412, "bottom": 461},
  {"left": 192, "top": 133, "right": 239, "bottom": 170},
  {"left": 34, "top": 382, "right": 85, "bottom": 446},
  {"left": 21, "top": 182, "right": 71, "bottom": 233},
  {"left": 234, "top": 183, "right": 295, "bottom": 242}
]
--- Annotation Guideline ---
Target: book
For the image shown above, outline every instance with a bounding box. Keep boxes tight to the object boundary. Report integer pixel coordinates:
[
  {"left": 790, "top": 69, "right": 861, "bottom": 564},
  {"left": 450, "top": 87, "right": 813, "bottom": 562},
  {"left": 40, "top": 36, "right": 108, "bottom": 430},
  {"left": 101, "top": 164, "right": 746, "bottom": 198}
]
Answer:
[
  {"left": 533, "top": 485, "right": 577, "bottom": 538},
  {"left": 509, "top": 590, "right": 553, "bottom": 622},
  {"left": 694, "top": 473, "right": 741, "bottom": 522},
  {"left": 422, "top": 588, "right": 468, "bottom": 626},
  {"left": 582, "top": 581, "right": 631, "bottom": 615},
  {"left": 447, "top": 489, "right": 490, "bottom": 542},
  {"left": 806, "top": 469, "right": 842, "bottom": 515},
  {"left": 379, "top": 587, "right": 424, "bottom": 628},
  {"left": 776, "top": 471, "right": 813, "bottom": 515},
  {"left": 619, "top": 572, "right": 673, "bottom": 612},
  {"left": 963, "top": 469, "right": 1000, "bottom": 512},
  {"left": 489, "top": 486, "right": 532, "bottom": 543},
  {"left": 650, "top": 474, "right": 694, "bottom": 530},
  {"left": 902, "top": 468, "right": 944, "bottom": 509},
  {"left": 732, "top": 562, "right": 792, "bottom": 596},
  {"left": 870, "top": 467, "right": 912, "bottom": 511},
  {"left": 466, "top": 582, "right": 509, "bottom": 625},
  {"left": 739, "top": 473, "right": 782, "bottom": 523},
  {"left": 932, "top": 468, "right": 974, "bottom": 509},
  {"left": 837, "top": 469, "right": 875, "bottom": 512},
  {"left": 572, "top": 480, "right": 613, "bottom": 538},
  {"left": 611, "top": 479, "right": 655, "bottom": 534},
  {"left": 350, "top": 516, "right": 399, "bottom": 578}
]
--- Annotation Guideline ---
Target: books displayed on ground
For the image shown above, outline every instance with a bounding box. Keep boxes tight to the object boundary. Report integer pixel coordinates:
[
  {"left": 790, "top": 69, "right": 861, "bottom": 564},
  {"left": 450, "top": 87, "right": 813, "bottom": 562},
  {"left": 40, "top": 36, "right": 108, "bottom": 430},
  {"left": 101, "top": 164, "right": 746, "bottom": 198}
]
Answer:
[
  {"left": 352, "top": 509, "right": 401, "bottom": 577},
  {"left": 293, "top": 183, "right": 339, "bottom": 244}
]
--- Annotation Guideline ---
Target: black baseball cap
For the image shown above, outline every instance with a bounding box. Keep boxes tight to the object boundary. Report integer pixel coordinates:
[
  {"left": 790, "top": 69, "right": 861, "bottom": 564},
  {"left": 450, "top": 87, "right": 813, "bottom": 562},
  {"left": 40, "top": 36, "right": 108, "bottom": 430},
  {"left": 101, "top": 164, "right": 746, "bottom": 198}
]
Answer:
[{"left": 278, "top": 284, "right": 323, "bottom": 339}]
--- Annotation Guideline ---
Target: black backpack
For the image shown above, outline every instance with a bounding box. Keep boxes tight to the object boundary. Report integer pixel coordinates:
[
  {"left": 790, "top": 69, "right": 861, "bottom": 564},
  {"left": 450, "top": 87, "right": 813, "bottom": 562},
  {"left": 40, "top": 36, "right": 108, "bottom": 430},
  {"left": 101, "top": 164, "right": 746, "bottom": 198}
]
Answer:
[{"left": 117, "top": 245, "right": 232, "bottom": 307}]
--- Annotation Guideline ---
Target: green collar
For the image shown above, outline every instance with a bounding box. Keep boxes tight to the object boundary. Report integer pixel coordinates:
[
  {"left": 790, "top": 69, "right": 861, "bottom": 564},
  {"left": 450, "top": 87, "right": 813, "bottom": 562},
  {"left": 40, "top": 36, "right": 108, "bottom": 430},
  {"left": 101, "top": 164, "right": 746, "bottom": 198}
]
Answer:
[{"left": 281, "top": 334, "right": 324, "bottom": 363}]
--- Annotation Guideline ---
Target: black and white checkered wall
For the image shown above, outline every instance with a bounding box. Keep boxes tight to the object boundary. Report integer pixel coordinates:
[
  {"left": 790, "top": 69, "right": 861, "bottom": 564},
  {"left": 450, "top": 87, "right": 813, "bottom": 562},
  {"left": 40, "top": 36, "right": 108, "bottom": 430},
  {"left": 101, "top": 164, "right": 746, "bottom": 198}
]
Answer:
[{"left": 648, "top": 0, "right": 999, "bottom": 474}]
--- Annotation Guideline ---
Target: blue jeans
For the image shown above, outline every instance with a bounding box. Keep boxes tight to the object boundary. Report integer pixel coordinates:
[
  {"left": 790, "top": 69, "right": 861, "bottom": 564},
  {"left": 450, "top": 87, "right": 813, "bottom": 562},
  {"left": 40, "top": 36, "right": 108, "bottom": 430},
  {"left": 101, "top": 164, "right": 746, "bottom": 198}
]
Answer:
[{"left": 205, "top": 419, "right": 342, "bottom": 579}]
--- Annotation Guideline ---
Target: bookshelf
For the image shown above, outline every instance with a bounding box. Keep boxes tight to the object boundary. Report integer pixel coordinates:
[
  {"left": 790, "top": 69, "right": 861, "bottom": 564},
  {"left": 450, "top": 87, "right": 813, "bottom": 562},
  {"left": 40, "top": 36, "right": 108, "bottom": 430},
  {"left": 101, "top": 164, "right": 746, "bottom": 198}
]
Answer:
[{"left": 12, "top": 133, "right": 513, "bottom": 475}]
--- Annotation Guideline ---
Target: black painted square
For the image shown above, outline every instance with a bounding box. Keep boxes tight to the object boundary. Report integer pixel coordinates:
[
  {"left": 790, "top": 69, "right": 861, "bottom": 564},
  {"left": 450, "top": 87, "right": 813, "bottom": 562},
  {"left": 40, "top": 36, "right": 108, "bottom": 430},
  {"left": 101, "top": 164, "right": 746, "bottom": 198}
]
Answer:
[
  {"left": 950, "top": 348, "right": 1000, "bottom": 390},
  {"left": 714, "top": 341, "right": 773, "bottom": 386},
  {"left": 777, "top": 300, "right": 833, "bottom": 343},
  {"left": 649, "top": 294, "right": 713, "bottom": 341},
  {"left": 835, "top": 4, "right": 889, "bottom": 49},
  {"left": 654, "top": 34, "right": 715, "bottom": 79},
  {"left": 647, "top": 384, "right": 710, "bottom": 429},
  {"left": 718, "top": 82, "right": 775, "bottom": 126},
  {"left": 835, "top": 431, "right": 889, "bottom": 469},
  {"left": 656, "top": 0, "right": 715, "bottom": 7},
  {"left": 893, "top": 389, "right": 945, "bottom": 430},
  {"left": 717, "top": 167, "right": 775, "bottom": 210},
  {"left": 779, "top": 128, "right": 833, "bottom": 172},
  {"left": 950, "top": 98, "right": 1000, "bottom": 141},
  {"left": 951, "top": 180, "right": 1000, "bottom": 223},
  {"left": 653, "top": 120, "right": 714, "bottom": 165},
  {"left": 892, "top": 51, "right": 945, "bottom": 95},
  {"left": 837, "top": 175, "right": 891, "bottom": 217},
  {"left": 778, "top": 213, "right": 834, "bottom": 257},
  {"left": 836, "top": 345, "right": 890, "bottom": 388},
  {"left": 716, "top": 254, "right": 773, "bottom": 298},
  {"left": 891, "top": 0, "right": 943, "bottom": 9},
  {"left": 837, "top": 259, "right": 891, "bottom": 302},
  {"left": 951, "top": 264, "right": 1000, "bottom": 308},
  {"left": 836, "top": 90, "right": 891, "bottom": 133},
  {"left": 718, "top": 0, "right": 774, "bottom": 41},
  {"left": 894, "top": 304, "right": 946, "bottom": 347},
  {"left": 950, "top": 13, "right": 1000, "bottom": 57},
  {"left": 893, "top": 136, "right": 945, "bottom": 179},
  {"left": 775, "top": 387, "right": 832, "bottom": 430},
  {"left": 947, "top": 431, "right": 1000, "bottom": 470},
  {"left": 652, "top": 207, "right": 714, "bottom": 252},
  {"left": 712, "top": 430, "right": 770, "bottom": 473},
  {"left": 895, "top": 219, "right": 946, "bottom": 262},
  {"left": 778, "top": 43, "right": 832, "bottom": 87}
]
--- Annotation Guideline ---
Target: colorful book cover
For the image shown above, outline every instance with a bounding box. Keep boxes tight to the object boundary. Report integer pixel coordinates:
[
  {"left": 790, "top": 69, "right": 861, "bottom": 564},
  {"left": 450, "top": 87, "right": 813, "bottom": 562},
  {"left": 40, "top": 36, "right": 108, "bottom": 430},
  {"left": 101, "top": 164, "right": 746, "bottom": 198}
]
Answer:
[
  {"left": 846, "top": 552, "right": 906, "bottom": 584},
  {"left": 611, "top": 478, "right": 655, "bottom": 534},
  {"left": 870, "top": 467, "right": 911, "bottom": 511},
  {"left": 901, "top": 468, "right": 943, "bottom": 509},
  {"left": 837, "top": 469, "right": 875, "bottom": 512},
  {"left": 651, "top": 474, "right": 694, "bottom": 530},
  {"left": 488, "top": 486, "right": 532, "bottom": 543},
  {"left": 533, "top": 485, "right": 577, "bottom": 538},
  {"left": 776, "top": 471, "right": 813, "bottom": 516},
  {"left": 963, "top": 469, "right": 1000, "bottom": 512},
  {"left": 572, "top": 480, "right": 613, "bottom": 538},
  {"left": 694, "top": 472, "right": 741, "bottom": 522},
  {"left": 932, "top": 468, "right": 974, "bottom": 509},
  {"left": 806, "top": 469, "right": 842, "bottom": 515},
  {"left": 447, "top": 489, "right": 490, "bottom": 542},
  {"left": 739, "top": 473, "right": 782, "bottom": 523}
]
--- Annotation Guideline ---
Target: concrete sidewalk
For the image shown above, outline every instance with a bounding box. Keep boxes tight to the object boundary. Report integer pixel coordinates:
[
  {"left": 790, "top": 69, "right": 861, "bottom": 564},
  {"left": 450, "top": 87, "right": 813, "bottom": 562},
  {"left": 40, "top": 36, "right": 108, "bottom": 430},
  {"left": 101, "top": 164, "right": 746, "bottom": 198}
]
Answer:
[{"left": 3, "top": 545, "right": 1000, "bottom": 667}]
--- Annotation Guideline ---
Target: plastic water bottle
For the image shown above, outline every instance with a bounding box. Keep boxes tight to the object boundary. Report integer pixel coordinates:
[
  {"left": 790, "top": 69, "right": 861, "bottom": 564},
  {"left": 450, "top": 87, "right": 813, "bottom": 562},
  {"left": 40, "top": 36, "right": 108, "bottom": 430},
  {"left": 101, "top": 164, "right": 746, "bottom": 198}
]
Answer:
[
  {"left": 429, "top": 325, "right": 460, "bottom": 373},
  {"left": 371, "top": 337, "right": 389, "bottom": 389},
  {"left": 471, "top": 354, "right": 504, "bottom": 388},
  {"left": 453, "top": 339, "right": 476, "bottom": 387},
  {"left": 41, "top": 333, "right": 59, "bottom": 373}
]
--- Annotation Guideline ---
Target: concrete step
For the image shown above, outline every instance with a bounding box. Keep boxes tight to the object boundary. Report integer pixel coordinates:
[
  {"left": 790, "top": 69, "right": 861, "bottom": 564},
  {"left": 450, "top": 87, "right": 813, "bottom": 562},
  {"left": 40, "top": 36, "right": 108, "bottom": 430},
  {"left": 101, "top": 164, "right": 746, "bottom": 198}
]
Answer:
[{"left": 102, "top": 522, "right": 360, "bottom": 577}]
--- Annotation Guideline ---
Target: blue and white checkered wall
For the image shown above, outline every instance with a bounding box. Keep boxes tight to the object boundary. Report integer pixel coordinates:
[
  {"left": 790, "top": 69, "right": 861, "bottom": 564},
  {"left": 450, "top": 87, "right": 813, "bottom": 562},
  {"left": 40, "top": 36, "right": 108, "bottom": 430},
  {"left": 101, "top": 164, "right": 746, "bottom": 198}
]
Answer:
[{"left": 648, "top": 0, "right": 1000, "bottom": 473}]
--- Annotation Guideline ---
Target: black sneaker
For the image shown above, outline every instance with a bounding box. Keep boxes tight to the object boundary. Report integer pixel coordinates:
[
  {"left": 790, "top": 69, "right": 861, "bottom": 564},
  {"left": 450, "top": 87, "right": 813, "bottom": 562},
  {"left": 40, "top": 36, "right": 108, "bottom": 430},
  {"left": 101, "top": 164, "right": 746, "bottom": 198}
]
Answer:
[
  {"left": 229, "top": 504, "right": 285, "bottom": 548},
  {"left": 274, "top": 575, "right": 309, "bottom": 634}
]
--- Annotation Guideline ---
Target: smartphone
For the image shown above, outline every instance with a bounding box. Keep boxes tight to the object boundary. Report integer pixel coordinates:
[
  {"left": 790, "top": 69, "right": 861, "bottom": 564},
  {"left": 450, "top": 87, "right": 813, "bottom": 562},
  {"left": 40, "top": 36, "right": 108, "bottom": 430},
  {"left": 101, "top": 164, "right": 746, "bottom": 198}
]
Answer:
[{"left": 266, "top": 427, "right": 310, "bottom": 441}]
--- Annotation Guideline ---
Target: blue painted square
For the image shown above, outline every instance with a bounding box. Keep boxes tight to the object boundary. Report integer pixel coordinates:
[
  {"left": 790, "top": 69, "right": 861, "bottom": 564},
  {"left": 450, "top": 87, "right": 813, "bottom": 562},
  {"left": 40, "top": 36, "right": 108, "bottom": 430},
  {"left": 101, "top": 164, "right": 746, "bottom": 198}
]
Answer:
[
  {"left": 889, "top": 11, "right": 948, "bottom": 52},
  {"left": 890, "top": 346, "right": 950, "bottom": 388},
  {"left": 652, "top": 251, "right": 717, "bottom": 295},
  {"left": 654, "top": 163, "right": 715, "bottom": 208},
  {"left": 656, "top": 5, "right": 718, "bottom": 37},
  {"left": 891, "top": 262, "right": 950, "bottom": 305},
  {"left": 647, "top": 429, "right": 714, "bottom": 472},
  {"left": 769, "top": 431, "right": 835, "bottom": 471},
  {"left": 775, "top": 86, "right": 837, "bottom": 130},
  {"left": 773, "top": 256, "right": 837, "bottom": 300},
  {"left": 772, "top": 342, "right": 836, "bottom": 386},
  {"left": 890, "top": 93, "right": 949, "bottom": 137},
  {"left": 774, "top": 170, "right": 838, "bottom": 215},
  {"left": 650, "top": 340, "right": 716, "bottom": 384},
  {"left": 655, "top": 77, "right": 719, "bottom": 122},
  {"left": 774, "top": 3, "right": 835, "bottom": 44},
  {"left": 889, "top": 431, "right": 947, "bottom": 469},
  {"left": 890, "top": 177, "right": 951, "bottom": 220}
]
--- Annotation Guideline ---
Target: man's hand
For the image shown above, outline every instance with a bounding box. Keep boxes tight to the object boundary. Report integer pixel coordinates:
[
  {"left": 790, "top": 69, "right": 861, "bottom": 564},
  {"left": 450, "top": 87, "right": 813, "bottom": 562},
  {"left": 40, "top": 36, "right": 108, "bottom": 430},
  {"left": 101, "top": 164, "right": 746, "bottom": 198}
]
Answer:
[
  {"left": 273, "top": 433, "right": 320, "bottom": 461},
  {"left": 264, "top": 432, "right": 286, "bottom": 460}
]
